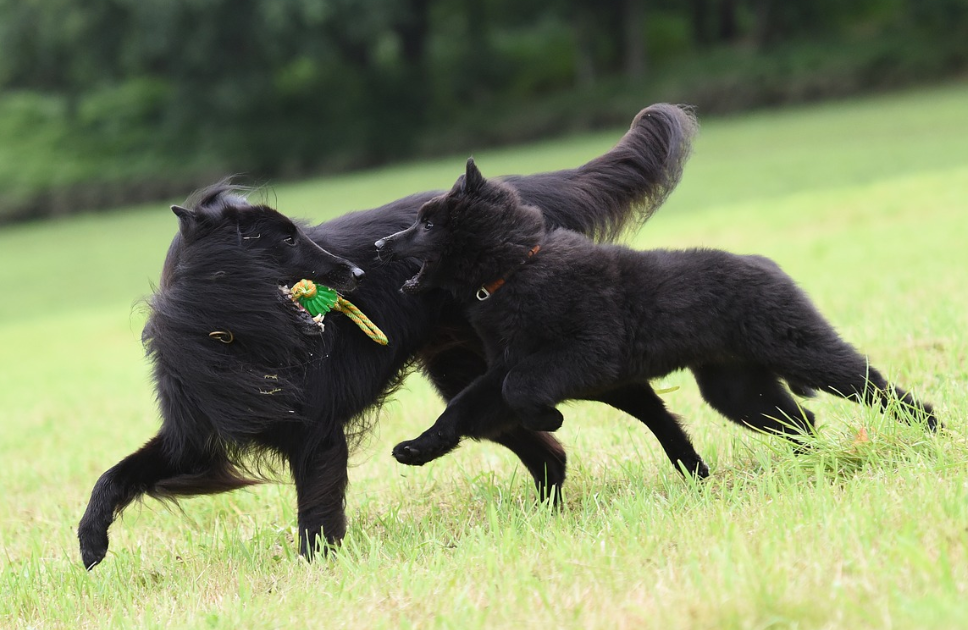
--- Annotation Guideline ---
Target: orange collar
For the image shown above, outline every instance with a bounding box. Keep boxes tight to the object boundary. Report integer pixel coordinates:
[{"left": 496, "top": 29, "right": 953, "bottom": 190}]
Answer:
[{"left": 476, "top": 245, "right": 541, "bottom": 301}]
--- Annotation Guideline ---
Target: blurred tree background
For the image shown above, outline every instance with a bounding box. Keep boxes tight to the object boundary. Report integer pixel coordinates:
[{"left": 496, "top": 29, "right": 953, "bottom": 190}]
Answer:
[{"left": 1, "top": 0, "right": 966, "bottom": 220}]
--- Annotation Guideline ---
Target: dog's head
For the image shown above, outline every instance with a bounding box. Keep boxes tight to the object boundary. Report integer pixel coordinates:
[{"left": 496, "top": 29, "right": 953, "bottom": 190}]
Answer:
[
  {"left": 146, "top": 184, "right": 361, "bottom": 447},
  {"left": 169, "top": 188, "right": 364, "bottom": 294},
  {"left": 374, "top": 158, "right": 545, "bottom": 295}
]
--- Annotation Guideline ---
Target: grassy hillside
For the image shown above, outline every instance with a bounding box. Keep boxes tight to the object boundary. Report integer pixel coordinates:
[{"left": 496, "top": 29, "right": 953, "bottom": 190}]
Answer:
[{"left": 1, "top": 84, "right": 966, "bottom": 629}]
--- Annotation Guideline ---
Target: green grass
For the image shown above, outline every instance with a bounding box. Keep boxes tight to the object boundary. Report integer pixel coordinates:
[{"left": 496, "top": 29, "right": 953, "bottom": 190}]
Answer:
[{"left": 1, "top": 83, "right": 967, "bottom": 629}]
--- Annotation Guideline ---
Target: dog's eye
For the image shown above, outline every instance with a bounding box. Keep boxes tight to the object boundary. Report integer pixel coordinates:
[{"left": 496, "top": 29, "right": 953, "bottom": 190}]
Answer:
[
  {"left": 283, "top": 236, "right": 296, "bottom": 246},
  {"left": 424, "top": 221, "right": 434, "bottom": 230}
]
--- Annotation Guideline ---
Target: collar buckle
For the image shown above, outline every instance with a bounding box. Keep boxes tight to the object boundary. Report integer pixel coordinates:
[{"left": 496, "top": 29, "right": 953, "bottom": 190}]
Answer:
[{"left": 476, "top": 244, "right": 540, "bottom": 301}]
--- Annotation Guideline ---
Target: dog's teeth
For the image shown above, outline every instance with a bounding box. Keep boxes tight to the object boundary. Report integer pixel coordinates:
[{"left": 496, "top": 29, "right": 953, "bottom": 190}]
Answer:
[{"left": 313, "top": 314, "right": 324, "bottom": 323}]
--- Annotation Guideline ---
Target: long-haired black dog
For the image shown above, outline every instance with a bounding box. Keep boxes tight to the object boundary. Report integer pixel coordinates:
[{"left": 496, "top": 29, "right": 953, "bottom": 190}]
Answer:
[
  {"left": 377, "top": 158, "right": 938, "bottom": 477},
  {"left": 77, "top": 104, "right": 697, "bottom": 568}
]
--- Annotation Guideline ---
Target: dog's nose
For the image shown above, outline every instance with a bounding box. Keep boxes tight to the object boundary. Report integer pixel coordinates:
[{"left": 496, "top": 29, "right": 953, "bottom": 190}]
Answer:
[
  {"left": 374, "top": 239, "right": 386, "bottom": 250},
  {"left": 351, "top": 267, "right": 365, "bottom": 281}
]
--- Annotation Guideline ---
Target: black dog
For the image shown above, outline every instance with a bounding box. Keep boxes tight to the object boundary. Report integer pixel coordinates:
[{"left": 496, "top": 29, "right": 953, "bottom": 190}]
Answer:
[
  {"left": 377, "top": 158, "right": 938, "bottom": 477},
  {"left": 77, "top": 104, "right": 697, "bottom": 568}
]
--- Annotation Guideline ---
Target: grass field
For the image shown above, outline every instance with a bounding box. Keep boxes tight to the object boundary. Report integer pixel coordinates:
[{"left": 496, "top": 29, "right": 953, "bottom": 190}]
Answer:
[{"left": 1, "top": 84, "right": 967, "bottom": 629}]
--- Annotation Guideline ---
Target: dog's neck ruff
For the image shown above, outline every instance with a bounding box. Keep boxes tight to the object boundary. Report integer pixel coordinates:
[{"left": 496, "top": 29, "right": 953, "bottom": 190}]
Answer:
[{"left": 476, "top": 244, "right": 541, "bottom": 301}]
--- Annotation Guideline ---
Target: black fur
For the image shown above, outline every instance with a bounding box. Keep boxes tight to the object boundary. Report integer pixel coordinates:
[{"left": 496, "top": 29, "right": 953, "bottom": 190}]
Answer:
[
  {"left": 381, "top": 159, "right": 939, "bottom": 478},
  {"left": 77, "top": 104, "right": 698, "bottom": 568}
]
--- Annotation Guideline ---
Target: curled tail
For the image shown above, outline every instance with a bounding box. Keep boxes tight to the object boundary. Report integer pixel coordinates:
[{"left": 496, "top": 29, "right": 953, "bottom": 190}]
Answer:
[{"left": 504, "top": 103, "right": 697, "bottom": 241}]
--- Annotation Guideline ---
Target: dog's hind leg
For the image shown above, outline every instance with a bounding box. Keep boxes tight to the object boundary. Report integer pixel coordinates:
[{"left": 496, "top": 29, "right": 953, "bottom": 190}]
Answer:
[
  {"left": 766, "top": 346, "right": 938, "bottom": 430},
  {"left": 692, "top": 363, "right": 816, "bottom": 438},
  {"left": 489, "top": 427, "right": 567, "bottom": 504},
  {"left": 78, "top": 435, "right": 174, "bottom": 569},
  {"left": 78, "top": 432, "right": 254, "bottom": 569},
  {"left": 591, "top": 383, "right": 709, "bottom": 479},
  {"left": 286, "top": 428, "right": 350, "bottom": 560}
]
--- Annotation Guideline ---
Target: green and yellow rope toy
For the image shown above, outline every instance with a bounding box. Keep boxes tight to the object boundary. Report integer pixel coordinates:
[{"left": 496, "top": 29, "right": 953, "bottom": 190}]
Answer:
[{"left": 288, "top": 279, "right": 388, "bottom": 346}]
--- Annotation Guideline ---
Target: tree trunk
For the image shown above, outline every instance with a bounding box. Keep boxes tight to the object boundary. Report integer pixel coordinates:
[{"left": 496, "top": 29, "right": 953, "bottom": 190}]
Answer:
[
  {"left": 572, "top": 2, "right": 596, "bottom": 88},
  {"left": 690, "top": 0, "right": 712, "bottom": 46},
  {"left": 754, "top": 0, "right": 780, "bottom": 50},
  {"left": 397, "top": 0, "right": 430, "bottom": 67},
  {"left": 394, "top": 0, "right": 431, "bottom": 121},
  {"left": 717, "top": 0, "right": 739, "bottom": 42},
  {"left": 623, "top": 0, "right": 646, "bottom": 81}
]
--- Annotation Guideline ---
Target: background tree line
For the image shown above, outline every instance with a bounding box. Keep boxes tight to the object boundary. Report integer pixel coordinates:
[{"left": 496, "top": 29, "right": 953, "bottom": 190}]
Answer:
[{"left": 1, "top": 0, "right": 966, "bottom": 220}]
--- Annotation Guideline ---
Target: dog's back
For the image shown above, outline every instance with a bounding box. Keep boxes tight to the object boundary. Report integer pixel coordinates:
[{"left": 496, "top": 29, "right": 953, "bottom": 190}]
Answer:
[{"left": 463, "top": 230, "right": 816, "bottom": 379}]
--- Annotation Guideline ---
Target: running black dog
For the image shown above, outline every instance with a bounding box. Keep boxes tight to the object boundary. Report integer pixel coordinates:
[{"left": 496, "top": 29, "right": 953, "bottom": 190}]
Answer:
[
  {"left": 77, "top": 104, "right": 697, "bottom": 568},
  {"left": 377, "top": 158, "right": 938, "bottom": 476}
]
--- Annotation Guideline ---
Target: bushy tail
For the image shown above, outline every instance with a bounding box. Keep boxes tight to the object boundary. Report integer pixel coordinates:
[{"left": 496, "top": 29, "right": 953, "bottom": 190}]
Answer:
[
  {"left": 149, "top": 457, "right": 261, "bottom": 500},
  {"left": 503, "top": 103, "right": 697, "bottom": 241}
]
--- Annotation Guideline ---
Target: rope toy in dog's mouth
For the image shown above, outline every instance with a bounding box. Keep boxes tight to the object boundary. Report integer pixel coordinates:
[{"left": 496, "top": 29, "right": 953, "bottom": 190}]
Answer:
[{"left": 287, "top": 279, "right": 388, "bottom": 346}]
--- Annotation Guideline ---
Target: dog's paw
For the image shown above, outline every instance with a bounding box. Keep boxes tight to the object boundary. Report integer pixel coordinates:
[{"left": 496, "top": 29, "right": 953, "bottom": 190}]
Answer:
[
  {"left": 673, "top": 455, "right": 709, "bottom": 480},
  {"left": 392, "top": 443, "right": 429, "bottom": 466},
  {"left": 392, "top": 433, "right": 458, "bottom": 466},
  {"left": 78, "top": 528, "right": 109, "bottom": 570},
  {"left": 691, "top": 458, "right": 710, "bottom": 480},
  {"left": 521, "top": 408, "right": 564, "bottom": 432}
]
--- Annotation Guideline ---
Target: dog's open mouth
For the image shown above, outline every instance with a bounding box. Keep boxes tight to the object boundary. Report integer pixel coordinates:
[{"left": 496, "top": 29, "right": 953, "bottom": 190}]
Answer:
[
  {"left": 402, "top": 259, "right": 437, "bottom": 295},
  {"left": 279, "top": 284, "right": 326, "bottom": 330}
]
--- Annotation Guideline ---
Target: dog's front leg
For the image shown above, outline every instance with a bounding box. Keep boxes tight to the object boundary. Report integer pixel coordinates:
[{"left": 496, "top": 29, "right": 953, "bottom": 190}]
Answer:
[
  {"left": 288, "top": 429, "right": 349, "bottom": 560},
  {"left": 393, "top": 367, "right": 514, "bottom": 466}
]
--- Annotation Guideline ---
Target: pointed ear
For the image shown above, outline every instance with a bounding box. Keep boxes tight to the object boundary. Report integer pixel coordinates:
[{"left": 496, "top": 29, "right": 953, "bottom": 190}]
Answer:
[
  {"left": 171, "top": 204, "right": 195, "bottom": 235},
  {"left": 464, "top": 157, "right": 484, "bottom": 194}
]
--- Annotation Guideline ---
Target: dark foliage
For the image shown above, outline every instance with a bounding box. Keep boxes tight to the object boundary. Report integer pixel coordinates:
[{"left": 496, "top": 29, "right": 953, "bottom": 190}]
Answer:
[
  {"left": 77, "top": 103, "right": 696, "bottom": 568},
  {"left": 380, "top": 158, "right": 938, "bottom": 480},
  {"left": 3, "top": 0, "right": 968, "bottom": 221}
]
